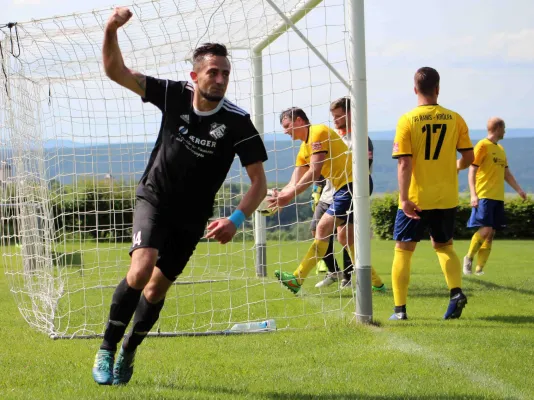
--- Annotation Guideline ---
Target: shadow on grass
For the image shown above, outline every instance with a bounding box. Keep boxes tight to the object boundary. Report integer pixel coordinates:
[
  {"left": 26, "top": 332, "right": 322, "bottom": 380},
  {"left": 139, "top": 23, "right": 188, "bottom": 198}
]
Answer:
[
  {"left": 480, "top": 315, "right": 534, "bottom": 324},
  {"left": 138, "top": 382, "right": 491, "bottom": 399},
  {"left": 466, "top": 277, "right": 534, "bottom": 296}
]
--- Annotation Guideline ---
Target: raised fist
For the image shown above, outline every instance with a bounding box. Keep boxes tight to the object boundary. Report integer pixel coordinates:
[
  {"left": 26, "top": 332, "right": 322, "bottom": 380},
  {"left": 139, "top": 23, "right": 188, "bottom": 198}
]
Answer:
[{"left": 106, "top": 7, "right": 133, "bottom": 30}]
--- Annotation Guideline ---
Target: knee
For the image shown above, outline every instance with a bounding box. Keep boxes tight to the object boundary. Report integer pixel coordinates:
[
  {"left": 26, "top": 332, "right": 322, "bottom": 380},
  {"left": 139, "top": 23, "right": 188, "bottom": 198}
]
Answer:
[
  {"left": 479, "top": 227, "right": 493, "bottom": 240},
  {"left": 143, "top": 284, "right": 166, "bottom": 303},
  {"left": 484, "top": 230, "right": 496, "bottom": 244},
  {"left": 337, "top": 232, "right": 347, "bottom": 247},
  {"left": 315, "top": 225, "right": 331, "bottom": 241},
  {"left": 127, "top": 250, "right": 157, "bottom": 289}
]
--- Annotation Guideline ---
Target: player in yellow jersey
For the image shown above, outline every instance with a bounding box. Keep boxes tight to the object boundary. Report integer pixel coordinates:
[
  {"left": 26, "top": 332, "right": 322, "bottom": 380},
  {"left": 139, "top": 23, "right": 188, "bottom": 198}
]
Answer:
[
  {"left": 390, "top": 67, "right": 474, "bottom": 320},
  {"left": 268, "top": 107, "right": 384, "bottom": 293},
  {"left": 464, "top": 118, "right": 527, "bottom": 276}
]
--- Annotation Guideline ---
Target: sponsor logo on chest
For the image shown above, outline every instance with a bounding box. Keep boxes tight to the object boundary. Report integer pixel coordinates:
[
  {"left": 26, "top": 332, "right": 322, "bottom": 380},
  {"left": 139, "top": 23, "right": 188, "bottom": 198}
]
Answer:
[{"left": 209, "top": 123, "right": 227, "bottom": 140}]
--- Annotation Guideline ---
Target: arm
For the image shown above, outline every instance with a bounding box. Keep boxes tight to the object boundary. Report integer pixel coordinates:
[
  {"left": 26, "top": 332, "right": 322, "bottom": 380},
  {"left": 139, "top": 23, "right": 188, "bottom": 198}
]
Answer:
[
  {"left": 236, "top": 162, "right": 268, "bottom": 216},
  {"left": 206, "top": 162, "right": 267, "bottom": 244},
  {"left": 468, "top": 165, "right": 479, "bottom": 207},
  {"left": 266, "top": 166, "right": 306, "bottom": 209},
  {"left": 103, "top": 7, "right": 146, "bottom": 97},
  {"left": 276, "top": 152, "right": 326, "bottom": 207},
  {"left": 505, "top": 168, "right": 527, "bottom": 200},
  {"left": 398, "top": 156, "right": 421, "bottom": 219},
  {"left": 457, "top": 149, "right": 474, "bottom": 172}
]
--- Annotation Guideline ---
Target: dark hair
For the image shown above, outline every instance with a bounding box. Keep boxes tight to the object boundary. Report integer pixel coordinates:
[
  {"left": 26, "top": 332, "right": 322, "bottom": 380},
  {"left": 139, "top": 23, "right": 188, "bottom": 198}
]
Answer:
[
  {"left": 330, "top": 96, "right": 350, "bottom": 112},
  {"left": 414, "top": 67, "right": 440, "bottom": 96},
  {"left": 192, "top": 43, "right": 228, "bottom": 67},
  {"left": 279, "top": 107, "right": 310, "bottom": 124}
]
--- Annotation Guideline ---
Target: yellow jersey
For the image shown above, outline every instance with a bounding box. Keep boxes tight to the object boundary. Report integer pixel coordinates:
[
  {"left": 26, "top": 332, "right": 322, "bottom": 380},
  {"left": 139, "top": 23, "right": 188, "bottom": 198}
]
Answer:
[
  {"left": 296, "top": 124, "right": 352, "bottom": 191},
  {"left": 392, "top": 105, "right": 473, "bottom": 210},
  {"left": 473, "top": 138, "right": 507, "bottom": 201}
]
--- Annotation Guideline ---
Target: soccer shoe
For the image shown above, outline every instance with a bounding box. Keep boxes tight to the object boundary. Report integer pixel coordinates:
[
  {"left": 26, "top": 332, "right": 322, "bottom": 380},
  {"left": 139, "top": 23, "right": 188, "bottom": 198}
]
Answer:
[
  {"left": 274, "top": 270, "right": 301, "bottom": 294},
  {"left": 475, "top": 267, "right": 485, "bottom": 276},
  {"left": 316, "top": 260, "right": 329, "bottom": 274},
  {"left": 443, "top": 292, "right": 468, "bottom": 320},
  {"left": 339, "top": 278, "right": 352, "bottom": 290},
  {"left": 389, "top": 312, "right": 408, "bottom": 320},
  {"left": 372, "top": 284, "right": 387, "bottom": 292},
  {"left": 113, "top": 347, "right": 136, "bottom": 385},
  {"left": 92, "top": 349, "right": 115, "bottom": 385},
  {"left": 463, "top": 256, "right": 473, "bottom": 275},
  {"left": 315, "top": 272, "right": 340, "bottom": 288}
]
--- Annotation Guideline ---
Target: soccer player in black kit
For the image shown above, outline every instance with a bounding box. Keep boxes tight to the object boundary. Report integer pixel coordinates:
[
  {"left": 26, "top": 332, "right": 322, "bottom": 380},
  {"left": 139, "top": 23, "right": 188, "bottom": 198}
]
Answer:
[{"left": 93, "top": 7, "right": 268, "bottom": 386}]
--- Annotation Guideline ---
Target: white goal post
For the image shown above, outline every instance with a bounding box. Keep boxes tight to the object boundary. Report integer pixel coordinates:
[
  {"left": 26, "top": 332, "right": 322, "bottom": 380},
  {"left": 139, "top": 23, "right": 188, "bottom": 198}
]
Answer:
[{"left": 0, "top": 0, "right": 373, "bottom": 338}]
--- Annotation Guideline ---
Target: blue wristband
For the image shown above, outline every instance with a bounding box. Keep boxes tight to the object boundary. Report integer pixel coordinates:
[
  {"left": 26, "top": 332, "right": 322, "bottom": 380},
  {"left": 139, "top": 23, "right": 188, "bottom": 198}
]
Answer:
[{"left": 228, "top": 209, "right": 246, "bottom": 228}]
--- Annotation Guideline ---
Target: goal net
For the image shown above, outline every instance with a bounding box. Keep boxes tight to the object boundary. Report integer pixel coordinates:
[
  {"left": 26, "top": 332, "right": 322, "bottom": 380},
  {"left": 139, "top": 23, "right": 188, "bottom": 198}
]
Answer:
[{"left": 0, "top": 0, "right": 365, "bottom": 338}]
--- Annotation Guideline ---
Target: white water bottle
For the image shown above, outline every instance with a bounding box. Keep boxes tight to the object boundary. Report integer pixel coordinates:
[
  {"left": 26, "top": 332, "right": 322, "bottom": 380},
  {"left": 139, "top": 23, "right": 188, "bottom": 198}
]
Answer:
[{"left": 228, "top": 319, "right": 276, "bottom": 332}]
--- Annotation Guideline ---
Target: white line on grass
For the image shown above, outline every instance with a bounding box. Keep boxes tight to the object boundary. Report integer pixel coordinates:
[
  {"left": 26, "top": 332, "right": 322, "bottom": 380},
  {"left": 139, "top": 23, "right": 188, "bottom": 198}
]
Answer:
[{"left": 375, "top": 329, "right": 526, "bottom": 400}]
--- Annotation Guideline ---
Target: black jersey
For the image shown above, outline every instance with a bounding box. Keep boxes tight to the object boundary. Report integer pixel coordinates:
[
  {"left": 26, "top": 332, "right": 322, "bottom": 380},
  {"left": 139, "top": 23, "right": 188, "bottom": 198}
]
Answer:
[
  {"left": 368, "top": 137, "right": 374, "bottom": 170},
  {"left": 138, "top": 77, "right": 268, "bottom": 217}
]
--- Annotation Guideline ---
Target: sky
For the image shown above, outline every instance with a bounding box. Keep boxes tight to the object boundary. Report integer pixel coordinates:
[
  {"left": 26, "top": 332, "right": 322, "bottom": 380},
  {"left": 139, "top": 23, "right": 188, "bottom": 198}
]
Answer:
[{"left": 2, "top": 0, "right": 534, "bottom": 137}]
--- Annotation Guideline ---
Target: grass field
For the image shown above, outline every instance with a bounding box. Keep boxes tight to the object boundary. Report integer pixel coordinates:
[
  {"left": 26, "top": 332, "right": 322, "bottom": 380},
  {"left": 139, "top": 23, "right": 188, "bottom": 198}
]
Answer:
[{"left": 0, "top": 239, "right": 533, "bottom": 399}]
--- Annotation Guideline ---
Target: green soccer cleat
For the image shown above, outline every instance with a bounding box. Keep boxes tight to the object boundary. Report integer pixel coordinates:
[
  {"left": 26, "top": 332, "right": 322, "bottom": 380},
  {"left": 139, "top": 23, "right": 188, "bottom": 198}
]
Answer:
[
  {"left": 372, "top": 284, "right": 387, "bottom": 292},
  {"left": 92, "top": 349, "right": 115, "bottom": 385},
  {"left": 113, "top": 347, "right": 136, "bottom": 385},
  {"left": 274, "top": 270, "right": 301, "bottom": 294}
]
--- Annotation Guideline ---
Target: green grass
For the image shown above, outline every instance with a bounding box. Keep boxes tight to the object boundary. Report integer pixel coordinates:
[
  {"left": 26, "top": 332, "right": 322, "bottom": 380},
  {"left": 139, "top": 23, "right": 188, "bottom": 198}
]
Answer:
[{"left": 1, "top": 239, "right": 533, "bottom": 399}]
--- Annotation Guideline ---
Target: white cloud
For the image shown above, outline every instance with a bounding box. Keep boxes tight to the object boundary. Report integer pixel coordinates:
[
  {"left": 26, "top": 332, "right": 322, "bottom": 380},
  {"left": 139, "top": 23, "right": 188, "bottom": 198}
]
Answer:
[{"left": 487, "top": 29, "right": 534, "bottom": 61}]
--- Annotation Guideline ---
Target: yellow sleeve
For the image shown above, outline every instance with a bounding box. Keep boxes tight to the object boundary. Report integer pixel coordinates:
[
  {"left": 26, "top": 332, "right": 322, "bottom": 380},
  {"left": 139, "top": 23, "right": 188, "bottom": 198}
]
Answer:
[
  {"left": 295, "top": 143, "right": 308, "bottom": 166},
  {"left": 309, "top": 125, "right": 330, "bottom": 155},
  {"left": 472, "top": 141, "right": 486, "bottom": 167},
  {"left": 456, "top": 114, "right": 473, "bottom": 150},
  {"left": 392, "top": 115, "right": 411, "bottom": 158},
  {"left": 502, "top": 146, "right": 508, "bottom": 168}
]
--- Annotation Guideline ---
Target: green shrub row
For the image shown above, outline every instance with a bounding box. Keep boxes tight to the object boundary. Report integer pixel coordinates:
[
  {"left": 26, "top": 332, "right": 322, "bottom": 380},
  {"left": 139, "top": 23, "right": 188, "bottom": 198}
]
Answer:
[{"left": 371, "top": 193, "right": 534, "bottom": 240}]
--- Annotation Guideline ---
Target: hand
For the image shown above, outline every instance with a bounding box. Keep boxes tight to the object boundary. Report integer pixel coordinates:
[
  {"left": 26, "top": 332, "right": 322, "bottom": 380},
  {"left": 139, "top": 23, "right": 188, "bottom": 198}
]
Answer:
[
  {"left": 400, "top": 199, "right": 421, "bottom": 220},
  {"left": 106, "top": 7, "right": 133, "bottom": 31},
  {"left": 470, "top": 195, "right": 479, "bottom": 208},
  {"left": 205, "top": 218, "right": 237, "bottom": 244},
  {"left": 518, "top": 190, "right": 527, "bottom": 201},
  {"left": 269, "top": 191, "right": 292, "bottom": 209}
]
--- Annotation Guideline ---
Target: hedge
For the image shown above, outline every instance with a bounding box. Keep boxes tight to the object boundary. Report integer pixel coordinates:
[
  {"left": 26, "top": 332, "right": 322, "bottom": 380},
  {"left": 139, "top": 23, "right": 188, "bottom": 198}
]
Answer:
[{"left": 371, "top": 193, "right": 534, "bottom": 240}]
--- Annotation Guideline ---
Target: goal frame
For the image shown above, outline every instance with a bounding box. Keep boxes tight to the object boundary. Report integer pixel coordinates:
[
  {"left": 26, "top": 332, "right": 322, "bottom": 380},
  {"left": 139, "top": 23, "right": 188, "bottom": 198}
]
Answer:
[{"left": 251, "top": 0, "right": 373, "bottom": 323}]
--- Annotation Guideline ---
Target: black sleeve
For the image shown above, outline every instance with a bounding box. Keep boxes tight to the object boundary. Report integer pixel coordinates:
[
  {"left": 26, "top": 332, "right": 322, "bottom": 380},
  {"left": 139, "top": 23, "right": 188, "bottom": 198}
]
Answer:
[
  {"left": 142, "top": 77, "right": 192, "bottom": 112},
  {"left": 234, "top": 116, "right": 268, "bottom": 167},
  {"left": 368, "top": 137, "right": 374, "bottom": 169}
]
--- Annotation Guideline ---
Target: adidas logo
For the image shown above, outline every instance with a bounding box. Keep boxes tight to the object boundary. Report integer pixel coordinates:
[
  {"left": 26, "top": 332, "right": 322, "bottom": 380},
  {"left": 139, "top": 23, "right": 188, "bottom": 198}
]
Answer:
[{"left": 180, "top": 114, "right": 189, "bottom": 123}]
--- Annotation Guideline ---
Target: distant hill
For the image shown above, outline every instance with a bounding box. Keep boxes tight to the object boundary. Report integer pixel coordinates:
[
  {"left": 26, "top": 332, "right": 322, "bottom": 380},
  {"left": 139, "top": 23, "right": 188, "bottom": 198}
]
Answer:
[
  {"left": 9, "top": 136, "right": 534, "bottom": 193},
  {"left": 366, "top": 128, "right": 534, "bottom": 142},
  {"left": 262, "top": 137, "right": 534, "bottom": 193}
]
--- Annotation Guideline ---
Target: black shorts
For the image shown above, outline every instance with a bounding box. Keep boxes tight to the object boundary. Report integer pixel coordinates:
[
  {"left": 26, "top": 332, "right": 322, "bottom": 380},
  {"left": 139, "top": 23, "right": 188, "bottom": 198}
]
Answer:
[
  {"left": 310, "top": 201, "right": 331, "bottom": 232},
  {"left": 129, "top": 198, "right": 207, "bottom": 281},
  {"left": 393, "top": 207, "right": 457, "bottom": 243}
]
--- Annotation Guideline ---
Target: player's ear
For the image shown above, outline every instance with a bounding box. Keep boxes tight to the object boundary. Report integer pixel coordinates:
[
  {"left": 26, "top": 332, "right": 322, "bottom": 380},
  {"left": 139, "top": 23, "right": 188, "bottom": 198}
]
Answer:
[
  {"left": 435, "top": 85, "right": 440, "bottom": 96},
  {"left": 190, "top": 70, "right": 198, "bottom": 84},
  {"left": 413, "top": 86, "right": 418, "bottom": 95}
]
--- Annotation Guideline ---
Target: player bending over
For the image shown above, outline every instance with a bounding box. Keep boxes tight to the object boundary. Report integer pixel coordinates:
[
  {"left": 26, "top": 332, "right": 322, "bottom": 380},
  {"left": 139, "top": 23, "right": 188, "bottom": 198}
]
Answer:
[
  {"left": 464, "top": 117, "right": 527, "bottom": 276},
  {"left": 390, "top": 67, "right": 474, "bottom": 321},
  {"left": 92, "top": 7, "right": 267, "bottom": 386},
  {"left": 268, "top": 107, "right": 384, "bottom": 294},
  {"left": 327, "top": 96, "right": 380, "bottom": 290}
]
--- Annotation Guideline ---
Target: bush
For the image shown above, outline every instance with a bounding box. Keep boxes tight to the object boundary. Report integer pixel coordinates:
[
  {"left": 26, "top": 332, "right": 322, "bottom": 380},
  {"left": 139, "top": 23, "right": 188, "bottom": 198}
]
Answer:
[
  {"left": 51, "top": 180, "right": 135, "bottom": 242},
  {"left": 371, "top": 194, "right": 534, "bottom": 240}
]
